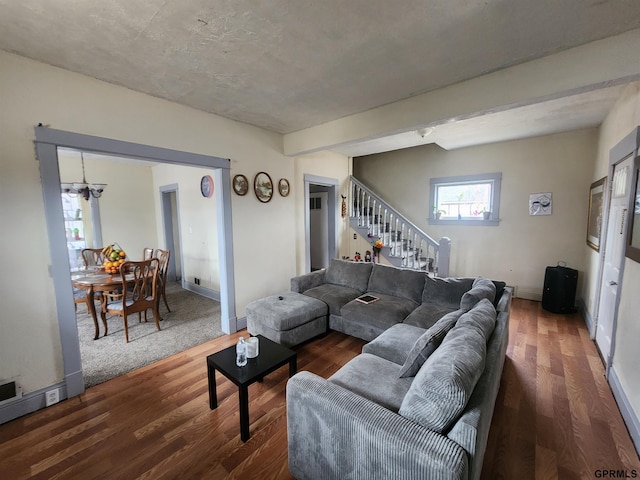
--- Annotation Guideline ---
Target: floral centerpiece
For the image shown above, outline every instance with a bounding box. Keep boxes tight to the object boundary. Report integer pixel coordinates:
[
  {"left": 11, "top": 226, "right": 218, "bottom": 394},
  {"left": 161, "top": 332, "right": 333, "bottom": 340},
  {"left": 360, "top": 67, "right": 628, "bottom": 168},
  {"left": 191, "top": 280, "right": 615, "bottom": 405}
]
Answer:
[{"left": 372, "top": 240, "right": 384, "bottom": 257}]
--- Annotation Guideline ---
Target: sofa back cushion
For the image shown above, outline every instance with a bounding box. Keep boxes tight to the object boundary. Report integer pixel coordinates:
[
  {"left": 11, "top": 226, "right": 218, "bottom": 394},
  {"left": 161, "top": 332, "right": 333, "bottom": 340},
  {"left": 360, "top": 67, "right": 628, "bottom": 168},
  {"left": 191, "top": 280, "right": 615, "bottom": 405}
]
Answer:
[
  {"left": 459, "top": 276, "right": 496, "bottom": 311},
  {"left": 324, "top": 258, "right": 373, "bottom": 293},
  {"left": 457, "top": 298, "right": 497, "bottom": 341},
  {"left": 399, "top": 321, "right": 487, "bottom": 433},
  {"left": 398, "top": 309, "right": 465, "bottom": 378},
  {"left": 422, "top": 276, "right": 474, "bottom": 307},
  {"left": 367, "top": 264, "right": 426, "bottom": 304}
]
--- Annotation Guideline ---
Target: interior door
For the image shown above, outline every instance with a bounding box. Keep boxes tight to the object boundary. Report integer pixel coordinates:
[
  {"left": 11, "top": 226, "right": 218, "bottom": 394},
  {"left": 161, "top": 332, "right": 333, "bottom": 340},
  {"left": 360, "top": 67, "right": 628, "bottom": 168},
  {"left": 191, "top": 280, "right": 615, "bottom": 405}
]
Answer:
[{"left": 595, "top": 155, "right": 633, "bottom": 366}]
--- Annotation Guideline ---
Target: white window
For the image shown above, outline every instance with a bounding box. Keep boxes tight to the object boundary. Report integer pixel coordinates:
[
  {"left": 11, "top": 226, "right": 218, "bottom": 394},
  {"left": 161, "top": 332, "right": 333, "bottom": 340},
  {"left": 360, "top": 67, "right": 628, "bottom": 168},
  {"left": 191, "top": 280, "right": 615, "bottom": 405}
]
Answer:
[{"left": 429, "top": 172, "right": 501, "bottom": 225}]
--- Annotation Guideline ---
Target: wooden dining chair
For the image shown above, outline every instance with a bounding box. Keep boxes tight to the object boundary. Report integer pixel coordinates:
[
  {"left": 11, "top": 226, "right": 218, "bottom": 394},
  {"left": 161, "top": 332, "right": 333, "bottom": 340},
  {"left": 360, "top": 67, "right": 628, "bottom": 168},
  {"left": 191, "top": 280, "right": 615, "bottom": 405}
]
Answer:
[
  {"left": 82, "top": 248, "right": 107, "bottom": 268},
  {"left": 154, "top": 248, "right": 171, "bottom": 312},
  {"left": 142, "top": 247, "right": 154, "bottom": 261},
  {"left": 101, "top": 259, "right": 161, "bottom": 343}
]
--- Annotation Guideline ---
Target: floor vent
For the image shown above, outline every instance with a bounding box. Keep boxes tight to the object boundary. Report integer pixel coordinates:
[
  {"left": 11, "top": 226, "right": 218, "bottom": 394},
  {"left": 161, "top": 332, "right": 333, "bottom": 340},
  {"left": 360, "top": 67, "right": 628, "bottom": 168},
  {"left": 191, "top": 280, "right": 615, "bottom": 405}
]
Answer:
[{"left": 0, "top": 380, "right": 22, "bottom": 406}]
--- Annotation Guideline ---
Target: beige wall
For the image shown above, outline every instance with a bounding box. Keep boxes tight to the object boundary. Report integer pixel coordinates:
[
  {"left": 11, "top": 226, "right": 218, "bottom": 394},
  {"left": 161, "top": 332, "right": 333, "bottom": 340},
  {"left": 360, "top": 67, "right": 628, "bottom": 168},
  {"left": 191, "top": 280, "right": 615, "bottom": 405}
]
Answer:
[
  {"left": 0, "top": 50, "right": 349, "bottom": 395},
  {"left": 353, "top": 128, "right": 599, "bottom": 301},
  {"left": 590, "top": 81, "right": 640, "bottom": 422},
  {"left": 293, "top": 151, "right": 353, "bottom": 274},
  {"left": 152, "top": 163, "right": 220, "bottom": 291}
]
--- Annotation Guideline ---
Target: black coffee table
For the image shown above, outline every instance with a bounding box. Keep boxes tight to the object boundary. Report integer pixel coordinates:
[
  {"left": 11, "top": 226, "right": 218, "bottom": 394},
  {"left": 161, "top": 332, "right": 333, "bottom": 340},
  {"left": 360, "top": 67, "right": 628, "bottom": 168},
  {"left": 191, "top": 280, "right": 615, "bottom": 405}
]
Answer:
[{"left": 206, "top": 334, "right": 297, "bottom": 442}]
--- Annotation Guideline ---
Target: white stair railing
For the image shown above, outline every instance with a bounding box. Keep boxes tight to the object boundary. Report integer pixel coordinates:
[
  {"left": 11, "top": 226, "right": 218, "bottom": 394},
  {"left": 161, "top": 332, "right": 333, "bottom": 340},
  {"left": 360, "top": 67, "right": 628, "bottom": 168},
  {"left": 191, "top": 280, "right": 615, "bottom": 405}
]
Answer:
[{"left": 349, "top": 176, "right": 451, "bottom": 276}]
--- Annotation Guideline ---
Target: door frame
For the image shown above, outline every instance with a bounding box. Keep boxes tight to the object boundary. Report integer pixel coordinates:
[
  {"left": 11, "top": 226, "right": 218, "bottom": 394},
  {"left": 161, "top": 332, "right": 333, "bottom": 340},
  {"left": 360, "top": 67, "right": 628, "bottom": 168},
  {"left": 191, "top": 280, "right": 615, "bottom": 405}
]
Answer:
[
  {"left": 594, "top": 126, "right": 640, "bottom": 376},
  {"left": 35, "top": 126, "right": 237, "bottom": 398},
  {"left": 160, "top": 184, "right": 180, "bottom": 283},
  {"left": 304, "top": 174, "right": 338, "bottom": 273}
]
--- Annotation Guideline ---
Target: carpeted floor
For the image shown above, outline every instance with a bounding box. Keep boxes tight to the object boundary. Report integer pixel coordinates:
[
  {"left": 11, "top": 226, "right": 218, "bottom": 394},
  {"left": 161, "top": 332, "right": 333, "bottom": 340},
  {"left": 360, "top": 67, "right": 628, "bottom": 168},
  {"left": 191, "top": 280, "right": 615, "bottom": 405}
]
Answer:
[{"left": 77, "top": 282, "right": 223, "bottom": 387}]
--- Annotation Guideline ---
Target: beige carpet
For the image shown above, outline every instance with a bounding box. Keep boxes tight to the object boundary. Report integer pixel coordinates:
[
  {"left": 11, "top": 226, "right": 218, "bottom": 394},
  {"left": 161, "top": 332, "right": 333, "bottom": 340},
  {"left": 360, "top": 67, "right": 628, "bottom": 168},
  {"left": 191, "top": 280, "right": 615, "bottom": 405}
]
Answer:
[{"left": 77, "top": 282, "right": 223, "bottom": 387}]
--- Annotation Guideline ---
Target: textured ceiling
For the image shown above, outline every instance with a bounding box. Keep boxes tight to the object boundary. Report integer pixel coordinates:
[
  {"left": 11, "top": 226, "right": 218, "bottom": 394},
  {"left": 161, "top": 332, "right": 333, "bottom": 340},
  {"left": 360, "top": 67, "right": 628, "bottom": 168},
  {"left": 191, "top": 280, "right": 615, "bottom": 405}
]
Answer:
[{"left": 2, "top": 0, "right": 640, "bottom": 146}]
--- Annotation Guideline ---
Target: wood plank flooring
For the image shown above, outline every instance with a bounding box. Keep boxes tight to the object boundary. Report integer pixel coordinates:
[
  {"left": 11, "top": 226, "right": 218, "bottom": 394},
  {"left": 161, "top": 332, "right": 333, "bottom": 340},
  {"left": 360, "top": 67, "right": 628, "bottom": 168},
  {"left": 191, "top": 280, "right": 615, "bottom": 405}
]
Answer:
[{"left": 1, "top": 298, "right": 638, "bottom": 479}]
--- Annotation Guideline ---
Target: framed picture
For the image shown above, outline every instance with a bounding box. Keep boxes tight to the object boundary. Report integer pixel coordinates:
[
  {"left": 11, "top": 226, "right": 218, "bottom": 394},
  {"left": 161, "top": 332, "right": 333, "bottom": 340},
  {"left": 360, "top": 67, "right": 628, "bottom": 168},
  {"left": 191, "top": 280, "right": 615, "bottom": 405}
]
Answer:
[
  {"left": 626, "top": 161, "right": 640, "bottom": 262},
  {"left": 529, "top": 192, "right": 552, "bottom": 215},
  {"left": 254, "top": 172, "right": 273, "bottom": 203},
  {"left": 232, "top": 174, "right": 249, "bottom": 196},
  {"left": 200, "top": 175, "right": 214, "bottom": 198},
  {"left": 587, "top": 177, "right": 606, "bottom": 251},
  {"left": 278, "top": 178, "right": 290, "bottom": 197}
]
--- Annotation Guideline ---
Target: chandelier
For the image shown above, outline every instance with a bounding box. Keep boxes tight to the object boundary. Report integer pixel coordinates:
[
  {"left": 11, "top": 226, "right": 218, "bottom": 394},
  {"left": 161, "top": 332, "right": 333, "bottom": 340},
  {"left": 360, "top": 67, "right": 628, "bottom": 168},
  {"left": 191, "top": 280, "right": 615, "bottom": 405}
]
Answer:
[{"left": 60, "top": 153, "right": 107, "bottom": 200}]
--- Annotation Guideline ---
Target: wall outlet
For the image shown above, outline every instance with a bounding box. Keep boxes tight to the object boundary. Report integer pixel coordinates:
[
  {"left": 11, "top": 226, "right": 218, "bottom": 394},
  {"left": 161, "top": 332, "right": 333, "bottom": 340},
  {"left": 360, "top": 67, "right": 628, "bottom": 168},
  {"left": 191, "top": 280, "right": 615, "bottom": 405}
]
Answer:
[
  {"left": 194, "top": 277, "right": 200, "bottom": 285},
  {"left": 45, "top": 388, "right": 59, "bottom": 407}
]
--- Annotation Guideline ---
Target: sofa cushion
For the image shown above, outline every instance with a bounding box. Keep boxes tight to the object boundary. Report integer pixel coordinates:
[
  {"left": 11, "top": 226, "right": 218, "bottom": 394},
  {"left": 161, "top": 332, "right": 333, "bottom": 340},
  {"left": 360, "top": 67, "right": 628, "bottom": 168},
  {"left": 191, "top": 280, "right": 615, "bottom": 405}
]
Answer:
[
  {"left": 399, "top": 309, "right": 466, "bottom": 378},
  {"left": 340, "top": 293, "right": 419, "bottom": 338},
  {"left": 402, "top": 303, "right": 458, "bottom": 330},
  {"left": 422, "top": 276, "right": 474, "bottom": 307},
  {"left": 362, "top": 323, "right": 427, "bottom": 365},
  {"left": 460, "top": 276, "right": 496, "bottom": 311},
  {"left": 324, "top": 258, "right": 372, "bottom": 293},
  {"left": 457, "top": 298, "right": 497, "bottom": 342},
  {"left": 303, "top": 283, "right": 362, "bottom": 316},
  {"left": 367, "top": 264, "right": 426, "bottom": 304},
  {"left": 399, "top": 322, "right": 487, "bottom": 433},
  {"left": 329, "top": 353, "right": 413, "bottom": 412}
]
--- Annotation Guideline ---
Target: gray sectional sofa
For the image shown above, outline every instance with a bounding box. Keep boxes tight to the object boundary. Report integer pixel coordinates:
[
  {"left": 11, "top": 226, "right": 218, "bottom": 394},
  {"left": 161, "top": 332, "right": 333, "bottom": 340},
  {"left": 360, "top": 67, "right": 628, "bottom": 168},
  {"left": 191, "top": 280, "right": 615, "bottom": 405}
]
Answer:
[{"left": 286, "top": 259, "right": 512, "bottom": 480}]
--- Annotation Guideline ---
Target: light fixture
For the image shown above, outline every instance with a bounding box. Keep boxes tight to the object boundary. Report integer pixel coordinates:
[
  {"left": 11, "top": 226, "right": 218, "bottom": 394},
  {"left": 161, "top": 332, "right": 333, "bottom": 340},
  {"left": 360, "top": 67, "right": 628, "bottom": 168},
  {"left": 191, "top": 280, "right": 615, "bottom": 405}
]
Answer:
[
  {"left": 60, "top": 153, "right": 107, "bottom": 200},
  {"left": 417, "top": 127, "right": 434, "bottom": 138}
]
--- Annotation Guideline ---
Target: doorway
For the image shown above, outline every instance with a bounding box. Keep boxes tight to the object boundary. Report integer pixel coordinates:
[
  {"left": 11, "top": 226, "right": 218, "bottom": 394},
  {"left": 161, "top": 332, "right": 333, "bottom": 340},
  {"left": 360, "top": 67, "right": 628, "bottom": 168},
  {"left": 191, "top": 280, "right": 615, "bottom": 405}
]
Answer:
[
  {"left": 304, "top": 174, "right": 338, "bottom": 273},
  {"left": 35, "top": 127, "right": 237, "bottom": 398},
  {"left": 594, "top": 127, "right": 639, "bottom": 372},
  {"left": 160, "top": 185, "right": 182, "bottom": 283}
]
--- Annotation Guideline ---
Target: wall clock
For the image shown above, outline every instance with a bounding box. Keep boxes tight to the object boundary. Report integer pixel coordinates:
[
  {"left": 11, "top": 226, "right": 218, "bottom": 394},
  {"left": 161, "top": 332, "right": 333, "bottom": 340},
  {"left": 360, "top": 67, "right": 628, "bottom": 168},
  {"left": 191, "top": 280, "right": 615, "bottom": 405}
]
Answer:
[{"left": 200, "top": 175, "right": 214, "bottom": 198}]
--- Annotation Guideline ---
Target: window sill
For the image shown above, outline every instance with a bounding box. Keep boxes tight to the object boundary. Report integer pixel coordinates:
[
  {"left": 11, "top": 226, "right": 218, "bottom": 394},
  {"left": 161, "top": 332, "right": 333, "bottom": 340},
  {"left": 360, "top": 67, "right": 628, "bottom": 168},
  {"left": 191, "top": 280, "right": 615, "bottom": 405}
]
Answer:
[{"left": 428, "top": 218, "right": 499, "bottom": 227}]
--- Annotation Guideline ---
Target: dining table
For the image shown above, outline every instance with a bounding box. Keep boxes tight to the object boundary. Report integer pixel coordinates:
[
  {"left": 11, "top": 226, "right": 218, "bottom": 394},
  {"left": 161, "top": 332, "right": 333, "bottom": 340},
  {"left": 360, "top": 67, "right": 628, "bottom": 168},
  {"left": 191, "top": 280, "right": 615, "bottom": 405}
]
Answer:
[{"left": 71, "top": 268, "right": 135, "bottom": 340}]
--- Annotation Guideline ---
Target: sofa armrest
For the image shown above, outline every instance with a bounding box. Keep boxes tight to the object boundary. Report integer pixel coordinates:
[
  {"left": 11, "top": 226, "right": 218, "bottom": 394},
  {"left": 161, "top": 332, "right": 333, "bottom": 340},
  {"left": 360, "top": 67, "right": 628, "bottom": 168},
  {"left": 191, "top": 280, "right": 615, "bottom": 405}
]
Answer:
[
  {"left": 496, "top": 286, "right": 513, "bottom": 313},
  {"left": 290, "top": 269, "right": 326, "bottom": 293},
  {"left": 286, "top": 371, "right": 468, "bottom": 480}
]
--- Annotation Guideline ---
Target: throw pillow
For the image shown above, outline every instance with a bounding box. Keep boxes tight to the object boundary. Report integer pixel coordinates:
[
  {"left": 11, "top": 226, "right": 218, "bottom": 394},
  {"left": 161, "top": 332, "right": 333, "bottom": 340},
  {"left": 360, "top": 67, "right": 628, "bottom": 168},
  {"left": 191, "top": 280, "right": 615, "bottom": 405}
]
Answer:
[
  {"left": 456, "top": 298, "right": 497, "bottom": 342},
  {"left": 398, "top": 309, "right": 465, "bottom": 378},
  {"left": 459, "top": 276, "right": 496, "bottom": 311}
]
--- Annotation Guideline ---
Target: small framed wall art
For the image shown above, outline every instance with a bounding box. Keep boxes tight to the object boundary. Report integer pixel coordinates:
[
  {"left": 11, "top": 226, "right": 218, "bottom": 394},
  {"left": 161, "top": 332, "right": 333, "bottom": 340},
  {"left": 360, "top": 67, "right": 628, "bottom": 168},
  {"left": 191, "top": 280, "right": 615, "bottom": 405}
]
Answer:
[
  {"left": 232, "top": 174, "right": 249, "bottom": 196},
  {"left": 254, "top": 172, "right": 273, "bottom": 203},
  {"left": 278, "top": 178, "right": 290, "bottom": 197},
  {"left": 529, "top": 192, "right": 552, "bottom": 215},
  {"left": 200, "top": 175, "right": 214, "bottom": 198}
]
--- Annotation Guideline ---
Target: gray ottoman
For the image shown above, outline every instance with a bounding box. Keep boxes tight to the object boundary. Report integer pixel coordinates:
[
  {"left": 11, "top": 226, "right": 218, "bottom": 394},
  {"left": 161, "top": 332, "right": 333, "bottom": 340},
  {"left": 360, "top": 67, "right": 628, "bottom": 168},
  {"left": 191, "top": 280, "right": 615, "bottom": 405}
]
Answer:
[{"left": 246, "top": 292, "right": 328, "bottom": 347}]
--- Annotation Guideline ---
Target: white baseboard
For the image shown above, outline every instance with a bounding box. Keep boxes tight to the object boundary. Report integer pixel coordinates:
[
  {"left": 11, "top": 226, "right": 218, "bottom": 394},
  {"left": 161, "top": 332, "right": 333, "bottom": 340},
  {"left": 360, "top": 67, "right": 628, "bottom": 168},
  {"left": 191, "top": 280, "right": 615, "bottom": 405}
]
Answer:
[
  {"left": 0, "top": 381, "right": 67, "bottom": 425},
  {"left": 608, "top": 366, "right": 640, "bottom": 457}
]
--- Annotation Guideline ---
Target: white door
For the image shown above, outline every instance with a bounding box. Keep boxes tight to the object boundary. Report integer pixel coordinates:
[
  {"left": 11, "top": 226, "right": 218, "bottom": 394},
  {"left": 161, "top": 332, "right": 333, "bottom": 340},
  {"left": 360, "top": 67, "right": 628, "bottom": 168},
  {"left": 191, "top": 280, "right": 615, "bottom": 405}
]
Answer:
[{"left": 596, "top": 155, "right": 633, "bottom": 366}]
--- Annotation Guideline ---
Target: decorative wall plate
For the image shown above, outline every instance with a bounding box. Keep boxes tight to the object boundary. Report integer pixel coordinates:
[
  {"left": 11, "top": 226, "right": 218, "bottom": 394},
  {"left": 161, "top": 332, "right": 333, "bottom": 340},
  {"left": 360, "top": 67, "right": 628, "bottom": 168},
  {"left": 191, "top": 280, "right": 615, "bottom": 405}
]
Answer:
[
  {"left": 232, "top": 174, "right": 249, "bottom": 196},
  {"left": 254, "top": 172, "right": 273, "bottom": 203},
  {"left": 278, "top": 178, "right": 290, "bottom": 197},
  {"left": 200, "top": 175, "right": 214, "bottom": 198}
]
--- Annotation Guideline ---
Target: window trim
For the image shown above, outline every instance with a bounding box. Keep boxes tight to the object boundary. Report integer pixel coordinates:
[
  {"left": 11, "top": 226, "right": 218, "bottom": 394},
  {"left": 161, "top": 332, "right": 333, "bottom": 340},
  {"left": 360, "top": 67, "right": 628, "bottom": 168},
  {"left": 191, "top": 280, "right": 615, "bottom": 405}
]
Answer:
[{"left": 428, "top": 172, "right": 501, "bottom": 226}]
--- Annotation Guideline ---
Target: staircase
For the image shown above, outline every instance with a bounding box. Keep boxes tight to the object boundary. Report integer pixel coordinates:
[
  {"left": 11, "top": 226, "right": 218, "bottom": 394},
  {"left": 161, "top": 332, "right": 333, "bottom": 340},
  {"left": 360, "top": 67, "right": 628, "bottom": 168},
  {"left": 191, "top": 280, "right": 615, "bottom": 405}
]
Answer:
[{"left": 349, "top": 176, "right": 450, "bottom": 276}]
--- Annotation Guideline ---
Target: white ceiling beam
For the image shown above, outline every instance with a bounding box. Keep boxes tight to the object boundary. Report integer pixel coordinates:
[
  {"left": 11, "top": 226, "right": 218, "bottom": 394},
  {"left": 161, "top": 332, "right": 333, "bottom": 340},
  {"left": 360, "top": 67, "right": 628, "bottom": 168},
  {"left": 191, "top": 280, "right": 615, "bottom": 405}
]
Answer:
[{"left": 284, "top": 28, "right": 640, "bottom": 157}]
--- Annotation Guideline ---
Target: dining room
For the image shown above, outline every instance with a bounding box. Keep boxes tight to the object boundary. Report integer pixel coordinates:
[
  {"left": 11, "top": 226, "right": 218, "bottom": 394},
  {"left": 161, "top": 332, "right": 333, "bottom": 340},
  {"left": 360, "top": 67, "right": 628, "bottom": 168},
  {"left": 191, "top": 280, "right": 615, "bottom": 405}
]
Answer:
[{"left": 57, "top": 148, "right": 225, "bottom": 386}]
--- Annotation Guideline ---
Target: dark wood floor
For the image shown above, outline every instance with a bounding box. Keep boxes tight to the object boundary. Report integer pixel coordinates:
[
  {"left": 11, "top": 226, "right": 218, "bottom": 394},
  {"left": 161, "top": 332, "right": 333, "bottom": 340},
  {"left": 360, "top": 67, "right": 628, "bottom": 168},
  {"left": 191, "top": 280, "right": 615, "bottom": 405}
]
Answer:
[{"left": 1, "top": 299, "right": 638, "bottom": 479}]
